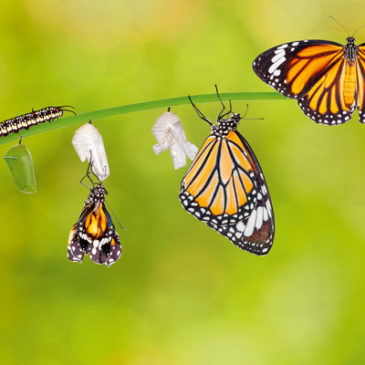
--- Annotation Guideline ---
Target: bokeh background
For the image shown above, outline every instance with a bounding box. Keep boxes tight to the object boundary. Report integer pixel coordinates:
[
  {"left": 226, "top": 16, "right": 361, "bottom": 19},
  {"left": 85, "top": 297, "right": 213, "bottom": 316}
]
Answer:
[{"left": 1, "top": 0, "right": 365, "bottom": 364}]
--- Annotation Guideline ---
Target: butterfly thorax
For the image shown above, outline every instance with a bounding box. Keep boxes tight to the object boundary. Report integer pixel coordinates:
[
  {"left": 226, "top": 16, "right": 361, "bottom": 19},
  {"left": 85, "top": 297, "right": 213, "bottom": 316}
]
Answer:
[
  {"left": 344, "top": 37, "right": 358, "bottom": 63},
  {"left": 85, "top": 184, "right": 106, "bottom": 205},
  {"left": 212, "top": 113, "right": 241, "bottom": 138}
]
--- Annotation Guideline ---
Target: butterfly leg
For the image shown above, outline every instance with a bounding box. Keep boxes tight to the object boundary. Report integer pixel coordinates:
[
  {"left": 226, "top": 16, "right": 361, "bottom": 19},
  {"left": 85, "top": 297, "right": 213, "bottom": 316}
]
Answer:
[{"left": 188, "top": 95, "right": 212, "bottom": 125}]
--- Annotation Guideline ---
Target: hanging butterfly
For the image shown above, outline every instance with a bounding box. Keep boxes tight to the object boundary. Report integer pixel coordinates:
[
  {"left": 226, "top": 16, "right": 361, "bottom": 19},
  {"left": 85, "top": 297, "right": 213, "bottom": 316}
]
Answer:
[
  {"left": 252, "top": 34, "right": 365, "bottom": 125},
  {"left": 0, "top": 105, "right": 76, "bottom": 137},
  {"left": 67, "top": 167, "right": 122, "bottom": 267},
  {"left": 179, "top": 86, "right": 275, "bottom": 255}
]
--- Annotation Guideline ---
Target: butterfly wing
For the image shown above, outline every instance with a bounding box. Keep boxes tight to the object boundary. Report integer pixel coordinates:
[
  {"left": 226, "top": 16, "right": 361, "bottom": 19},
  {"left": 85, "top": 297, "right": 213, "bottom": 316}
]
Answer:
[
  {"left": 356, "top": 43, "right": 365, "bottom": 123},
  {"left": 208, "top": 132, "right": 275, "bottom": 255},
  {"left": 67, "top": 202, "right": 94, "bottom": 263},
  {"left": 87, "top": 203, "right": 122, "bottom": 267},
  {"left": 253, "top": 40, "right": 356, "bottom": 124},
  {"left": 179, "top": 131, "right": 259, "bottom": 226},
  {"left": 180, "top": 130, "right": 274, "bottom": 254},
  {"left": 67, "top": 188, "right": 122, "bottom": 267}
]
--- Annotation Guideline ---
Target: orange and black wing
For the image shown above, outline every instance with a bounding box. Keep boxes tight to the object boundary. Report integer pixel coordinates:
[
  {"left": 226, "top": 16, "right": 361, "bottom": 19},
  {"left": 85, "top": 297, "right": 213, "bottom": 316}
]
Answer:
[
  {"left": 356, "top": 44, "right": 365, "bottom": 123},
  {"left": 86, "top": 202, "right": 121, "bottom": 266},
  {"left": 207, "top": 132, "right": 275, "bottom": 255},
  {"left": 68, "top": 196, "right": 122, "bottom": 267},
  {"left": 253, "top": 40, "right": 355, "bottom": 125},
  {"left": 67, "top": 202, "right": 93, "bottom": 263},
  {"left": 180, "top": 131, "right": 258, "bottom": 226}
]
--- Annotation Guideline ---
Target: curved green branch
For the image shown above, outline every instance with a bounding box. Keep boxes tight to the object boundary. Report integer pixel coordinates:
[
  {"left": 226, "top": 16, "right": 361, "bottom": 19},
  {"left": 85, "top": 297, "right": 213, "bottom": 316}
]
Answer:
[{"left": 0, "top": 92, "right": 286, "bottom": 145}]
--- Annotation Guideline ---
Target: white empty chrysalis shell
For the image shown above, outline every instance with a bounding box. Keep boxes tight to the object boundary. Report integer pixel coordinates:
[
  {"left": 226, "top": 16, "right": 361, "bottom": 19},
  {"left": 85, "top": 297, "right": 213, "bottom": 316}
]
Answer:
[
  {"left": 72, "top": 123, "right": 110, "bottom": 181},
  {"left": 152, "top": 111, "right": 198, "bottom": 169}
]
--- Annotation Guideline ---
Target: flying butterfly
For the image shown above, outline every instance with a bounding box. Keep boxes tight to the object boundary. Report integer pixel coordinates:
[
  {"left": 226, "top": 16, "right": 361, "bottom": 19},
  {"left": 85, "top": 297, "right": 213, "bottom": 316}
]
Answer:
[
  {"left": 252, "top": 24, "right": 365, "bottom": 125},
  {"left": 179, "top": 87, "right": 275, "bottom": 255},
  {"left": 0, "top": 105, "right": 76, "bottom": 137},
  {"left": 67, "top": 166, "right": 122, "bottom": 267}
]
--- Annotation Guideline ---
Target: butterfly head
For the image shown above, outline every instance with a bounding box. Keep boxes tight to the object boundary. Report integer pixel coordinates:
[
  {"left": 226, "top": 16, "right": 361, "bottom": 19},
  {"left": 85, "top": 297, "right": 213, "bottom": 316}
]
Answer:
[
  {"left": 346, "top": 36, "right": 356, "bottom": 45},
  {"left": 86, "top": 184, "right": 107, "bottom": 205},
  {"left": 212, "top": 113, "right": 241, "bottom": 137}
]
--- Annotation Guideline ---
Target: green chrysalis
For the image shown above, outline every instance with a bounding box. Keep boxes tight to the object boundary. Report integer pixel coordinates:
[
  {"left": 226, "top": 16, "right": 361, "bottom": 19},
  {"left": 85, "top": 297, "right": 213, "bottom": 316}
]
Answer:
[{"left": 3, "top": 141, "right": 37, "bottom": 194}]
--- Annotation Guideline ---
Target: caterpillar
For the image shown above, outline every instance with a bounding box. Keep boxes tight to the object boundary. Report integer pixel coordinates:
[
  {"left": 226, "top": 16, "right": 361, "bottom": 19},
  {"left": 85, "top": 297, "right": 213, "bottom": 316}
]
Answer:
[{"left": 0, "top": 105, "right": 76, "bottom": 137}]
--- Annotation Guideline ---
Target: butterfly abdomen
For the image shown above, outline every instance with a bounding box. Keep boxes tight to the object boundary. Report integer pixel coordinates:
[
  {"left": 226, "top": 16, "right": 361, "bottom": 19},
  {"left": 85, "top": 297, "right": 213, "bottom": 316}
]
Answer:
[{"left": 343, "top": 62, "right": 357, "bottom": 108}]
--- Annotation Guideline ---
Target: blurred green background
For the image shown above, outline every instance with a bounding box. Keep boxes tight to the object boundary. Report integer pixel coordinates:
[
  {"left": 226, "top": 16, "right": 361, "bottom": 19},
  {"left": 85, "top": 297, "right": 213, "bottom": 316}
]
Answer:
[{"left": 1, "top": 0, "right": 365, "bottom": 364}]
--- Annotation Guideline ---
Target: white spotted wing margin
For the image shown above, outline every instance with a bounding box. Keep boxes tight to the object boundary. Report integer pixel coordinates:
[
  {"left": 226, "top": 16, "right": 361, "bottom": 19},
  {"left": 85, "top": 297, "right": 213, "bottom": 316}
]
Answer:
[
  {"left": 207, "top": 177, "right": 274, "bottom": 255},
  {"left": 208, "top": 131, "right": 274, "bottom": 255}
]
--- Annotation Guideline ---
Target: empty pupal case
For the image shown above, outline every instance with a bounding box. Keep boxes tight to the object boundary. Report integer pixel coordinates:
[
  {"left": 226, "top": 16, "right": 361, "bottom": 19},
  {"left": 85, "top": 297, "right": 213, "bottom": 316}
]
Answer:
[
  {"left": 72, "top": 121, "right": 110, "bottom": 182},
  {"left": 3, "top": 141, "right": 37, "bottom": 194},
  {"left": 152, "top": 110, "right": 198, "bottom": 169}
]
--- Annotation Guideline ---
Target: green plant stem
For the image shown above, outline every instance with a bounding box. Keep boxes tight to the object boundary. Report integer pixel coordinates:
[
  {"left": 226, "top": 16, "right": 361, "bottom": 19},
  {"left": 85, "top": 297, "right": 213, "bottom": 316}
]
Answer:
[{"left": 0, "top": 92, "right": 286, "bottom": 145}]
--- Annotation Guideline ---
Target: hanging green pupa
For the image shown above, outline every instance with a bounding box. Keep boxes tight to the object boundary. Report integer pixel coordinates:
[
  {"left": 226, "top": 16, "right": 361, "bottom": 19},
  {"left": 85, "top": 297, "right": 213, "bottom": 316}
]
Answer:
[{"left": 3, "top": 139, "right": 37, "bottom": 194}]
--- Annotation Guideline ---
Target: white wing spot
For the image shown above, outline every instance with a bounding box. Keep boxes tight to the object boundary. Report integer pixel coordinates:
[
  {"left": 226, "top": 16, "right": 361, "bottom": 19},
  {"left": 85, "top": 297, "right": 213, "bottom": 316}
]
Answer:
[
  {"left": 268, "top": 57, "right": 286, "bottom": 74},
  {"left": 244, "top": 209, "right": 257, "bottom": 237}
]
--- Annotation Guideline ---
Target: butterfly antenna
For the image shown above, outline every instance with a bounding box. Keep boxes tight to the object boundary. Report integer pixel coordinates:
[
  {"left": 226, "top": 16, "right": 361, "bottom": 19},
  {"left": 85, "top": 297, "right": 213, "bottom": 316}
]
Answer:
[
  {"left": 329, "top": 16, "right": 350, "bottom": 36},
  {"left": 242, "top": 104, "right": 249, "bottom": 119},
  {"left": 188, "top": 95, "right": 212, "bottom": 125},
  {"left": 352, "top": 23, "right": 365, "bottom": 37},
  {"left": 241, "top": 104, "right": 264, "bottom": 121},
  {"left": 105, "top": 200, "right": 126, "bottom": 231},
  {"left": 215, "top": 84, "right": 226, "bottom": 120},
  {"left": 220, "top": 99, "right": 233, "bottom": 119}
]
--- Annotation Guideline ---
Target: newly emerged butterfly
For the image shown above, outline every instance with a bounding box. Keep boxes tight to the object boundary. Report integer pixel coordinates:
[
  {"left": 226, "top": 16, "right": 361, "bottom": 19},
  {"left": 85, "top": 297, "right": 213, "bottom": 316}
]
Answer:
[
  {"left": 179, "top": 87, "right": 275, "bottom": 255},
  {"left": 0, "top": 106, "right": 76, "bottom": 137},
  {"left": 67, "top": 169, "right": 122, "bottom": 267},
  {"left": 253, "top": 36, "right": 365, "bottom": 125}
]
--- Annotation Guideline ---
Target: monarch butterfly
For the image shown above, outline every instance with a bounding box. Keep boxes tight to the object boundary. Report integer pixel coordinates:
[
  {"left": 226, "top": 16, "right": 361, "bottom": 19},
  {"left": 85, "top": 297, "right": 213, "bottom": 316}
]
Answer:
[
  {"left": 252, "top": 36, "right": 365, "bottom": 125},
  {"left": 67, "top": 169, "right": 122, "bottom": 267},
  {"left": 179, "top": 87, "right": 275, "bottom": 255},
  {"left": 0, "top": 106, "right": 76, "bottom": 137}
]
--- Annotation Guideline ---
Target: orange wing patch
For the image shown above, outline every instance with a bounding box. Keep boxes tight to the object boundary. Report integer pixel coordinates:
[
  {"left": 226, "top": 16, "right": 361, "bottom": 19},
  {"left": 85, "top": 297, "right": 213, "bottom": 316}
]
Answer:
[
  {"left": 180, "top": 132, "right": 257, "bottom": 226},
  {"left": 296, "top": 44, "right": 341, "bottom": 57},
  {"left": 183, "top": 136, "right": 216, "bottom": 188},
  {"left": 84, "top": 203, "right": 108, "bottom": 239},
  {"left": 287, "top": 49, "right": 343, "bottom": 95},
  {"left": 296, "top": 57, "right": 357, "bottom": 124},
  {"left": 226, "top": 131, "right": 256, "bottom": 171},
  {"left": 195, "top": 172, "right": 219, "bottom": 207}
]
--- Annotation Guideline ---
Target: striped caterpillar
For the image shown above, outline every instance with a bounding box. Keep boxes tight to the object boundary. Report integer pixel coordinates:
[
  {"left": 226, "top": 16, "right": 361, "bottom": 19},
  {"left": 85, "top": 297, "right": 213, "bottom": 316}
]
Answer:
[{"left": 0, "top": 106, "right": 76, "bottom": 137}]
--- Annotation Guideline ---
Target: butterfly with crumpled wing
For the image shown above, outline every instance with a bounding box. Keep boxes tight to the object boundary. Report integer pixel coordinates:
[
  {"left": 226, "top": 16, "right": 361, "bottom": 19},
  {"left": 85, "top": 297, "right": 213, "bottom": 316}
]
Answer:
[{"left": 67, "top": 164, "right": 122, "bottom": 267}]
